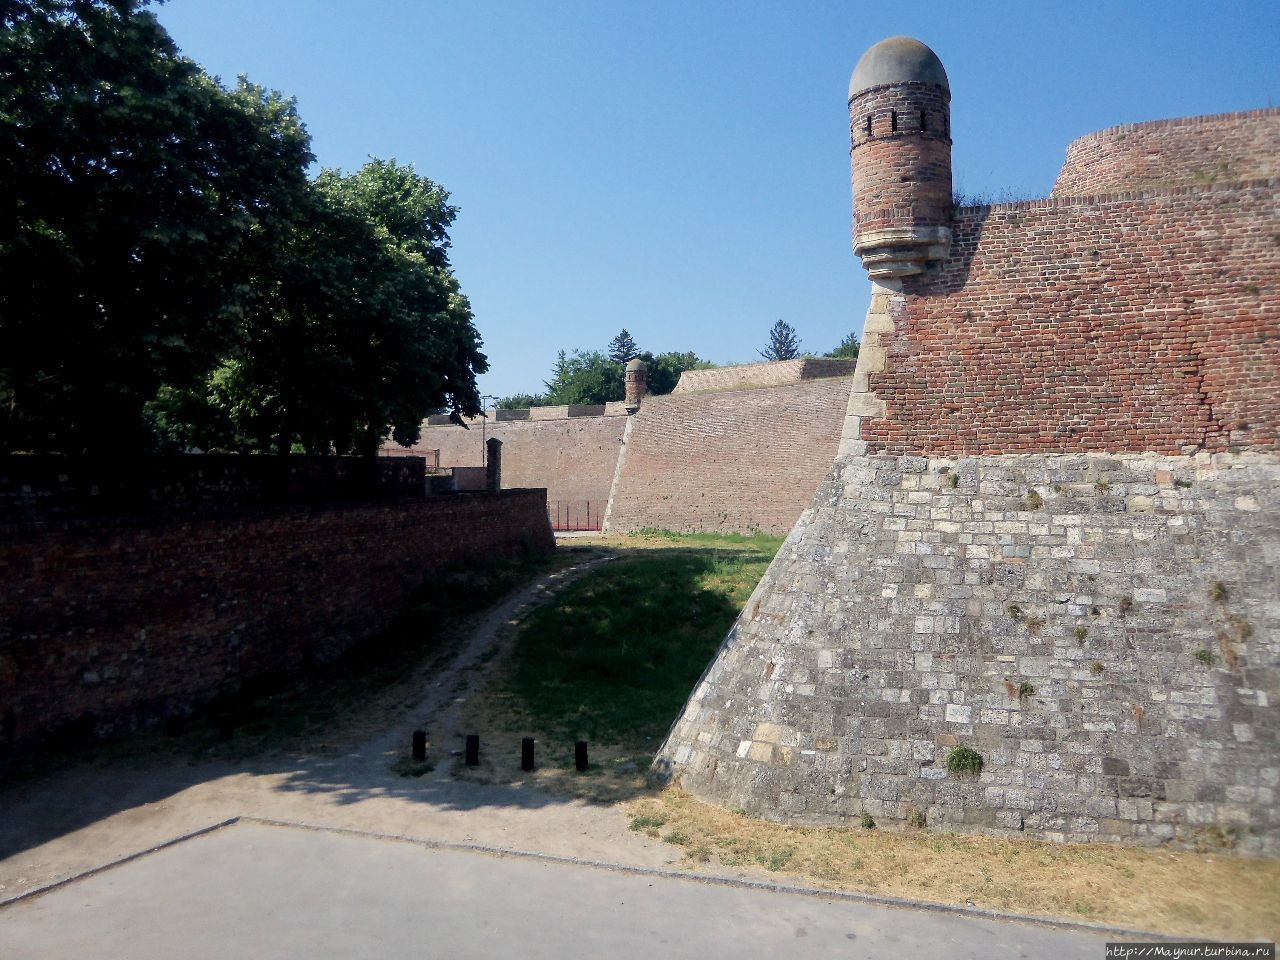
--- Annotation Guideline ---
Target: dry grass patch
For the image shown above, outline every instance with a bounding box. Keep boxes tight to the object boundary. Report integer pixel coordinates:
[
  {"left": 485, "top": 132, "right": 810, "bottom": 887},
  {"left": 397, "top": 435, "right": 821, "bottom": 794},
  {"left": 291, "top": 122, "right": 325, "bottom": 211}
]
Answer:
[{"left": 624, "top": 789, "right": 1280, "bottom": 941}]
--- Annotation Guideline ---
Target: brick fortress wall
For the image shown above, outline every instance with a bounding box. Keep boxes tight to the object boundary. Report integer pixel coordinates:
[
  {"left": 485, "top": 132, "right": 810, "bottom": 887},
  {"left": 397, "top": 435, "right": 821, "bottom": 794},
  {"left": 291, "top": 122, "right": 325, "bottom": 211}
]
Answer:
[
  {"left": 394, "top": 363, "right": 859, "bottom": 534},
  {"left": 0, "top": 489, "right": 554, "bottom": 755},
  {"left": 1053, "top": 108, "right": 1280, "bottom": 197},
  {"left": 658, "top": 105, "right": 1280, "bottom": 850},
  {"left": 605, "top": 377, "right": 854, "bottom": 536},
  {"left": 858, "top": 180, "right": 1280, "bottom": 456},
  {"left": 400, "top": 407, "right": 628, "bottom": 507}
]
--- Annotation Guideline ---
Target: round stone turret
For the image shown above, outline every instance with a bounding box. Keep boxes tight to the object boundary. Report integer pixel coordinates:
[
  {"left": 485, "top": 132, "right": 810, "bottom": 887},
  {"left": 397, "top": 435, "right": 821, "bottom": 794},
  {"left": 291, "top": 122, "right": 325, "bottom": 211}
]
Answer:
[
  {"left": 624, "top": 357, "right": 647, "bottom": 412},
  {"left": 849, "top": 36, "right": 953, "bottom": 278}
]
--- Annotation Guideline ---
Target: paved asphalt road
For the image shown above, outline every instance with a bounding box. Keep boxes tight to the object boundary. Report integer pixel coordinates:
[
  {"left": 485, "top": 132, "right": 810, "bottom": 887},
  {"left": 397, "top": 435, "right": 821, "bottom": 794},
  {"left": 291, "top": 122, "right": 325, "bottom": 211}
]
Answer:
[{"left": 0, "top": 820, "right": 1110, "bottom": 959}]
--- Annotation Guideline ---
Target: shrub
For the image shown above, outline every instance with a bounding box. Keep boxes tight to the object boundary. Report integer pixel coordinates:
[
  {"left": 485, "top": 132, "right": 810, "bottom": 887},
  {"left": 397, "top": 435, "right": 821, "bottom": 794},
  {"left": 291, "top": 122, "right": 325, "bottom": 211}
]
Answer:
[{"left": 946, "top": 745, "right": 984, "bottom": 777}]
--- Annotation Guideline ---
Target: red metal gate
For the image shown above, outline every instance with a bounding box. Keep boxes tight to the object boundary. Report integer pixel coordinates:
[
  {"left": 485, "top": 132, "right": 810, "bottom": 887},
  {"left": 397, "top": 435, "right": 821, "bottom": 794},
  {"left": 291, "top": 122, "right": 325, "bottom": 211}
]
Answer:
[{"left": 547, "top": 500, "right": 603, "bottom": 532}]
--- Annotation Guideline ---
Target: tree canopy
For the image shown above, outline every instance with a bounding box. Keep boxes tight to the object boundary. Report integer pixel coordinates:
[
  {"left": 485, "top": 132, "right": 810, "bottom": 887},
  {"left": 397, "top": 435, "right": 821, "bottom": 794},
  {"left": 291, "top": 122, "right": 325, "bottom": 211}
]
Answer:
[
  {"left": 759, "top": 320, "right": 802, "bottom": 361},
  {"left": 826, "top": 332, "right": 860, "bottom": 361},
  {"left": 502, "top": 342, "right": 710, "bottom": 408},
  {"left": 606, "top": 328, "right": 640, "bottom": 363},
  {"left": 1, "top": 0, "right": 486, "bottom": 456}
]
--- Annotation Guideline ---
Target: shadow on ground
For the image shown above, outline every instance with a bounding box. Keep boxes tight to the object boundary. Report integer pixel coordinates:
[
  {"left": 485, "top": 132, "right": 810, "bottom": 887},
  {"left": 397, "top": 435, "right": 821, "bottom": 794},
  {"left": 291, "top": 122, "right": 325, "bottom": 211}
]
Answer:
[{"left": 0, "top": 537, "right": 772, "bottom": 882}]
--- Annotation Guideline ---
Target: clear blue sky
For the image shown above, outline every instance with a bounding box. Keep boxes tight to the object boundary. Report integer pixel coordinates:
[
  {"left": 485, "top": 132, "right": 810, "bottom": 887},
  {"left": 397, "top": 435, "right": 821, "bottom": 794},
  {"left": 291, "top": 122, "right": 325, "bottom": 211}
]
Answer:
[{"left": 155, "top": 0, "right": 1279, "bottom": 401}]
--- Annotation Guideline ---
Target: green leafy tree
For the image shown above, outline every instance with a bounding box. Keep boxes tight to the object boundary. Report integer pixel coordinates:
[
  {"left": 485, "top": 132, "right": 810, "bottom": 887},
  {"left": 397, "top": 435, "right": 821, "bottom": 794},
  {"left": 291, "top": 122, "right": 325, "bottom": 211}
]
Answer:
[
  {"left": 0, "top": 0, "right": 313, "bottom": 454},
  {"left": 639, "top": 351, "right": 713, "bottom": 395},
  {"left": 607, "top": 328, "right": 640, "bottom": 363},
  {"left": 542, "top": 350, "right": 624, "bottom": 405},
  {"left": 162, "top": 160, "right": 487, "bottom": 455},
  {"left": 758, "top": 319, "right": 801, "bottom": 361},
  {"left": 826, "top": 332, "right": 860, "bottom": 361},
  {"left": 496, "top": 393, "right": 544, "bottom": 409}
]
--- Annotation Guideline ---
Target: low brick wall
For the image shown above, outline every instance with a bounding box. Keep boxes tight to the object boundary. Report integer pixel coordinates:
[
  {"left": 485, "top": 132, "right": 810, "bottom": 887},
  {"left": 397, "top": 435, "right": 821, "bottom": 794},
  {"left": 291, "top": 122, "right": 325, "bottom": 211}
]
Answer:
[
  {"left": 660, "top": 451, "right": 1280, "bottom": 852},
  {"left": 0, "top": 489, "right": 554, "bottom": 755}
]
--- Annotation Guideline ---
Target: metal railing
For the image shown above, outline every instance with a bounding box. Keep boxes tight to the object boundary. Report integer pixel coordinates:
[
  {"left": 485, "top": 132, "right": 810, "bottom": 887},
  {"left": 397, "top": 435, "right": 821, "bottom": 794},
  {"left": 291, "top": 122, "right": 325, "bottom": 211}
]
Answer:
[{"left": 547, "top": 500, "right": 603, "bottom": 532}]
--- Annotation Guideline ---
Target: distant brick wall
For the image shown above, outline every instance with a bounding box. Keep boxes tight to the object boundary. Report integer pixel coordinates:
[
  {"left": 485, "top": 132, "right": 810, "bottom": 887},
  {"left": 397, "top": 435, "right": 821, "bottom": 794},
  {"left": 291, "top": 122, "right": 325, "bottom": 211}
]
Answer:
[
  {"left": 860, "top": 181, "right": 1280, "bottom": 456},
  {"left": 672, "top": 359, "right": 857, "bottom": 394},
  {"left": 0, "top": 490, "right": 554, "bottom": 754},
  {"left": 606, "top": 377, "right": 854, "bottom": 535},
  {"left": 1052, "top": 108, "right": 1280, "bottom": 197},
  {"left": 400, "top": 415, "right": 627, "bottom": 507}
]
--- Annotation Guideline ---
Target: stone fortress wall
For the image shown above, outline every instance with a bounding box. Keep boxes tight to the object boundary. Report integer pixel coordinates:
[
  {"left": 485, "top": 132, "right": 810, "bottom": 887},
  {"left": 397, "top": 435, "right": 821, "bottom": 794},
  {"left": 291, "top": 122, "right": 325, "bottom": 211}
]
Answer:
[
  {"left": 398, "top": 360, "right": 858, "bottom": 535},
  {"left": 657, "top": 38, "right": 1280, "bottom": 852}
]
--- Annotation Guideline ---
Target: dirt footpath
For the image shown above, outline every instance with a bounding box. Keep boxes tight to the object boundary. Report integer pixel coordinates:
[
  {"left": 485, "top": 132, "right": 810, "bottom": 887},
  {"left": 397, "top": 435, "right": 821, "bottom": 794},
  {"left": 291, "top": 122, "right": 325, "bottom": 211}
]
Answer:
[{"left": 0, "top": 554, "right": 678, "bottom": 904}]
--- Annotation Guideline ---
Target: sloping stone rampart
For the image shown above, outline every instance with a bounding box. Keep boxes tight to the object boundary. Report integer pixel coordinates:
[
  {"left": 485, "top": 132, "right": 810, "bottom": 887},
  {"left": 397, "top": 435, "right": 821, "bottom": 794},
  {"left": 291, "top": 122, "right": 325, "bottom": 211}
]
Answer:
[
  {"left": 659, "top": 452, "right": 1280, "bottom": 852},
  {"left": 671, "top": 359, "right": 856, "bottom": 394}
]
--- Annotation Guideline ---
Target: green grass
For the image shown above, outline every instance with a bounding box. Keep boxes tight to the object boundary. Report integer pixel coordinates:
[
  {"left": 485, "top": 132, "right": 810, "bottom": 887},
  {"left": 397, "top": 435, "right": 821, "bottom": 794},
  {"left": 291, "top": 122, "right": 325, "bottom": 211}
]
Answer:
[
  {"left": 501, "top": 534, "right": 781, "bottom": 749},
  {"left": 629, "top": 527, "right": 784, "bottom": 549}
]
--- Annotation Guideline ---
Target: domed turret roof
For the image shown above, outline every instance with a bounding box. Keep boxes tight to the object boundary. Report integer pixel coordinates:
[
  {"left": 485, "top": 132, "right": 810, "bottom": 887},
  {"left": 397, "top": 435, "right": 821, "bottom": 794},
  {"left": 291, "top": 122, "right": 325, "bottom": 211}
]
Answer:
[
  {"left": 849, "top": 36, "right": 948, "bottom": 100},
  {"left": 625, "top": 357, "right": 647, "bottom": 371}
]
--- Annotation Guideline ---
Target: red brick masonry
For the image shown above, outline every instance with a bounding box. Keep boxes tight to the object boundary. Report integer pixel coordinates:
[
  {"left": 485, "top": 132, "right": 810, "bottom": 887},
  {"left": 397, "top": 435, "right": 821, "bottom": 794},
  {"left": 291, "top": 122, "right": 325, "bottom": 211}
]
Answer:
[
  {"left": 1053, "top": 108, "right": 1280, "bottom": 197},
  {"left": 0, "top": 490, "right": 554, "bottom": 753},
  {"left": 862, "top": 180, "right": 1279, "bottom": 455}
]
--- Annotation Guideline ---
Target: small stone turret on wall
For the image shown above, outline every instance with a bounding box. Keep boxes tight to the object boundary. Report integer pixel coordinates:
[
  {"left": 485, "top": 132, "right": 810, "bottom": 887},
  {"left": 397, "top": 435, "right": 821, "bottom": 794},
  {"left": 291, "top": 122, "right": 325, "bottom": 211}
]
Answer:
[
  {"left": 849, "top": 36, "right": 953, "bottom": 278},
  {"left": 624, "top": 357, "right": 648, "bottom": 413}
]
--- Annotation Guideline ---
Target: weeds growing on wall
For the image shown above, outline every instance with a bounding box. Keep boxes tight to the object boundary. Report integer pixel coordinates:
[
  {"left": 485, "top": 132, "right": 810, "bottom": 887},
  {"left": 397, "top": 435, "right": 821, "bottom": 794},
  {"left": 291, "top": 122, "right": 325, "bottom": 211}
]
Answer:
[{"left": 945, "top": 745, "right": 984, "bottom": 777}]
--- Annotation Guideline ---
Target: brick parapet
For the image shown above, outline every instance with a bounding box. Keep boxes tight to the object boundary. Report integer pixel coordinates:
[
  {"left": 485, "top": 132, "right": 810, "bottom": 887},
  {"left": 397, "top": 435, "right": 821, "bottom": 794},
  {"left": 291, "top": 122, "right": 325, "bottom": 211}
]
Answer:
[{"left": 1053, "top": 107, "right": 1280, "bottom": 197}]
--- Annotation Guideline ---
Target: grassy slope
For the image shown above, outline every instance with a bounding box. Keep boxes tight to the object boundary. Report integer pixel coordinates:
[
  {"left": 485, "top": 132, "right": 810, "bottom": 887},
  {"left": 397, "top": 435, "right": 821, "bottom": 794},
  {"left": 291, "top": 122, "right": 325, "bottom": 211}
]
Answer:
[{"left": 455, "top": 531, "right": 1280, "bottom": 941}]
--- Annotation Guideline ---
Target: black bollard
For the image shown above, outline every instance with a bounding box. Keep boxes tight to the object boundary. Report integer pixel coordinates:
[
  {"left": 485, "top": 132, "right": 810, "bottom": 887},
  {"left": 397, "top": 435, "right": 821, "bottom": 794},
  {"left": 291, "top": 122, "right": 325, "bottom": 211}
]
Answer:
[
  {"left": 412, "top": 730, "right": 427, "bottom": 762},
  {"left": 575, "top": 740, "right": 588, "bottom": 772},
  {"left": 465, "top": 734, "right": 480, "bottom": 767},
  {"left": 521, "top": 737, "right": 535, "bottom": 771}
]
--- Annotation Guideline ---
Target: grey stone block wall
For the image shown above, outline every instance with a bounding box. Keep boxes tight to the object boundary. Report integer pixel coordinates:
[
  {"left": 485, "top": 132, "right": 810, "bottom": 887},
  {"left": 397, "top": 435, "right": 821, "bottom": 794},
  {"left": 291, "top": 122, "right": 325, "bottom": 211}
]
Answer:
[{"left": 658, "top": 451, "right": 1280, "bottom": 852}]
